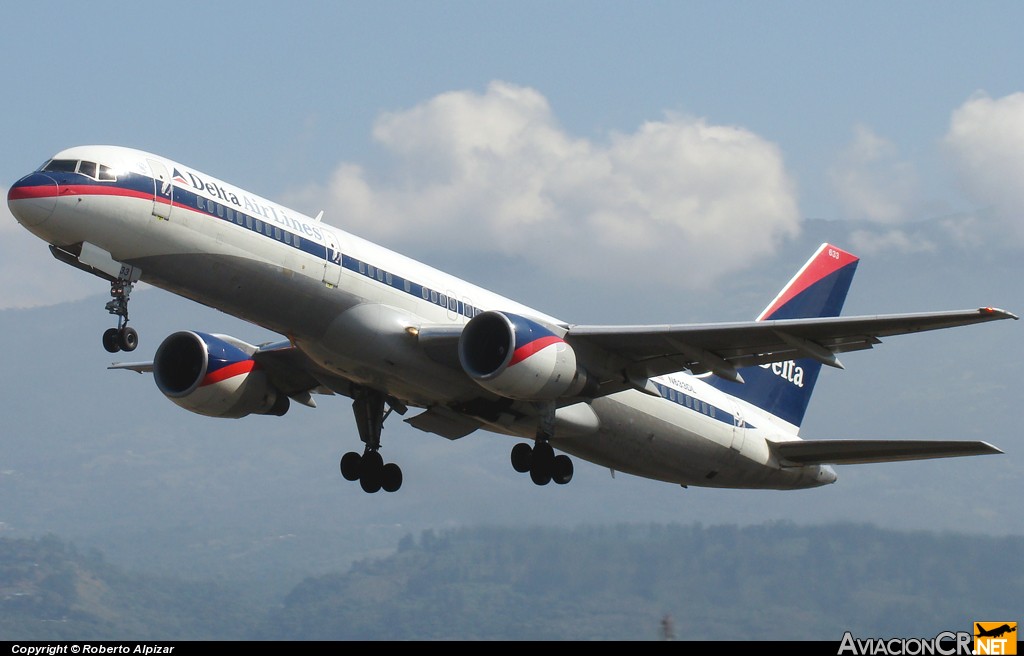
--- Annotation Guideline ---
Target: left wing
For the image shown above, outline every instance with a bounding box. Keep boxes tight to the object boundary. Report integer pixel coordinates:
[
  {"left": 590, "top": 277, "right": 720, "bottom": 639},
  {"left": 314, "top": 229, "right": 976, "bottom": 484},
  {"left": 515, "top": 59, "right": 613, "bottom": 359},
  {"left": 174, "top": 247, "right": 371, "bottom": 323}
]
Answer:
[
  {"left": 110, "top": 340, "right": 345, "bottom": 408},
  {"left": 565, "top": 307, "right": 1017, "bottom": 394}
]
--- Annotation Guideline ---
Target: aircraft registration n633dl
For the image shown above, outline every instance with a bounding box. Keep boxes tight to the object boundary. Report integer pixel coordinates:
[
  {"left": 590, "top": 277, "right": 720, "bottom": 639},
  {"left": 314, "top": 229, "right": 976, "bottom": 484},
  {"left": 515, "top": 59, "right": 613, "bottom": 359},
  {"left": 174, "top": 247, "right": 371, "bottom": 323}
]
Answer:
[{"left": 8, "top": 145, "right": 1018, "bottom": 494}]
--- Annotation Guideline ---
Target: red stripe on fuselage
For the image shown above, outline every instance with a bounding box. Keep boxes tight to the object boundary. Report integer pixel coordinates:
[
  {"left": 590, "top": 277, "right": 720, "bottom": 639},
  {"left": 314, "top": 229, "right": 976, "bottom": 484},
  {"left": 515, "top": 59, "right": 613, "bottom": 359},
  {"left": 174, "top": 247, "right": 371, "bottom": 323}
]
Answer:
[
  {"left": 200, "top": 360, "right": 257, "bottom": 386},
  {"left": 9, "top": 184, "right": 153, "bottom": 203},
  {"left": 509, "top": 336, "right": 563, "bottom": 366},
  {"left": 7, "top": 185, "right": 54, "bottom": 201}
]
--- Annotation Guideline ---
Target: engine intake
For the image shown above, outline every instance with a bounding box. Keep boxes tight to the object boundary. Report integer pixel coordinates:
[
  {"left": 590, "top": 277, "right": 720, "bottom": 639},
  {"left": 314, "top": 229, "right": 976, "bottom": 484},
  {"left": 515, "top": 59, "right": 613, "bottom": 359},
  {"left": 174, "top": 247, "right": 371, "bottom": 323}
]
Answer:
[
  {"left": 153, "top": 331, "right": 289, "bottom": 418},
  {"left": 459, "top": 311, "right": 587, "bottom": 400}
]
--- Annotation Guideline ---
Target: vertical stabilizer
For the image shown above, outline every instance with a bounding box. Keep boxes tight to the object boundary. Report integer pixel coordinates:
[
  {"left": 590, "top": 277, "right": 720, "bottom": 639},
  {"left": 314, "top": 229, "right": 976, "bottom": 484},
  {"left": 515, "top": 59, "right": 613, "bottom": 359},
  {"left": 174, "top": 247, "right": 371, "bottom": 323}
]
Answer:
[{"left": 707, "top": 243, "right": 859, "bottom": 430}]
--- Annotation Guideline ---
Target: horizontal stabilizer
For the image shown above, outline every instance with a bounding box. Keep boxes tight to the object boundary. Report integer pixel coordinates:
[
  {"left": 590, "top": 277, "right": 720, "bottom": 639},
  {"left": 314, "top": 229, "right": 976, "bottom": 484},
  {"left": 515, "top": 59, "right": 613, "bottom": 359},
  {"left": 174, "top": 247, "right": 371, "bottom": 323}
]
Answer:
[
  {"left": 108, "top": 361, "right": 153, "bottom": 373},
  {"left": 770, "top": 439, "right": 1002, "bottom": 466}
]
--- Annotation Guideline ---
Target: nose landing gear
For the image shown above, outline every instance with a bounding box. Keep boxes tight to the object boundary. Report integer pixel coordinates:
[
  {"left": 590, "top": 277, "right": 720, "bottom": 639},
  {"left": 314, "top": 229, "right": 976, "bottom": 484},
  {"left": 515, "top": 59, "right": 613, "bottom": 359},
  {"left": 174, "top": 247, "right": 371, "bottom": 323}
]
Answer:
[{"left": 101, "top": 264, "right": 141, "bottom": 353}]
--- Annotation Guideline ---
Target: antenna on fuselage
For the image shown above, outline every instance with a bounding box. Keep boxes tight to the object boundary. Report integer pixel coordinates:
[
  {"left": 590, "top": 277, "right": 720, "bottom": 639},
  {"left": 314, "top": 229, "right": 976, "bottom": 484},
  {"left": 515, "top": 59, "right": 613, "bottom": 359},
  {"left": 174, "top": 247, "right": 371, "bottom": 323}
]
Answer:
[{"left": 314, "top": 210, "right": 324, "bottom": 222}]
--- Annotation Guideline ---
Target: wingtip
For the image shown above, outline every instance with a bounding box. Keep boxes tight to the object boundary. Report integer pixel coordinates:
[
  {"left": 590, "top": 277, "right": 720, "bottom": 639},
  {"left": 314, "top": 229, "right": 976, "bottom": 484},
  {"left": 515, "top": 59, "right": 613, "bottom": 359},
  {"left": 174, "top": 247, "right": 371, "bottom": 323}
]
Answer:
[
  {"left": 980, "top": 441, "right": 1004, "bottom": 455},
  {"left": 981, "top": 307, "right": 1019, "bottom": 320}
]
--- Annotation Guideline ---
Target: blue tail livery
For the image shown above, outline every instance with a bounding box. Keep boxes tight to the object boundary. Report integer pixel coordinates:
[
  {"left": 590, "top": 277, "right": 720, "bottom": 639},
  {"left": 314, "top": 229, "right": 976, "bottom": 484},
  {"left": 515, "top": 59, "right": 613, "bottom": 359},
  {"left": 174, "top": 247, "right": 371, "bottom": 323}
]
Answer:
[{"left": 707, "top": 243, "right": 859, "bottom": 430}]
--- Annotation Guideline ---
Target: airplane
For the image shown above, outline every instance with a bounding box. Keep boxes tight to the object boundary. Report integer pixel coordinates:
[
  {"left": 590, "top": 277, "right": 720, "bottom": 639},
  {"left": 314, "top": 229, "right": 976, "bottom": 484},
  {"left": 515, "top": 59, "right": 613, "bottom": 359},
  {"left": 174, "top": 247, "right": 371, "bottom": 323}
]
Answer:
[
  {"left": 7, "top": 145, "right": 1017, "bottom": 494},
  {"left": 975, "top": 623, "right": 1016, "bottom": 639}
]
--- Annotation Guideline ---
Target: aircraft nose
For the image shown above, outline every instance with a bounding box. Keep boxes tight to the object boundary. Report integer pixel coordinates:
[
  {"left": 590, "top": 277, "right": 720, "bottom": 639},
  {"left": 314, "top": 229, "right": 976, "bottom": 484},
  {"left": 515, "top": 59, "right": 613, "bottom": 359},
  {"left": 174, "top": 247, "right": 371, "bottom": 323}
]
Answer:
[{"left": 8, "top": 172, "right": 59, "bottom": 227}]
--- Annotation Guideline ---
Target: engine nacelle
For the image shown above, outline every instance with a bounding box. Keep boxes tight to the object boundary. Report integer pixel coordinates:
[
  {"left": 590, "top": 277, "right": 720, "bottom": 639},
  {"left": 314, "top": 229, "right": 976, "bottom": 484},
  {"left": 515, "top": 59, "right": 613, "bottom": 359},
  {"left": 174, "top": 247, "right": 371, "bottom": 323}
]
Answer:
[
  {"left": 153, "top": 331, "right": 289, "bottom": 418},
  {"left": 458, "top": 311, "right": 587, "bottom": 400}
]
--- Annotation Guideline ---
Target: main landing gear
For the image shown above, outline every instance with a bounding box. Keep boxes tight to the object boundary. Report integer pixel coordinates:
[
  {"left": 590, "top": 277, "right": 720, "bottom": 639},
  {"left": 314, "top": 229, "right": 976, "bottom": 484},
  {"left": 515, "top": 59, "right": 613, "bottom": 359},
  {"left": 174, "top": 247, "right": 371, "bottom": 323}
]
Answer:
[
  {"left": 511, "top": 441, "right": 574, "bottom": 485},
  {"left": 510, "top": 403, "right": 574, "bottom": 486},
  {"left": 339, "top": 387, "right": 404, "bottom": 493},
  {"left": 101, "top": 264, "right": 140, "bottom": 353}
]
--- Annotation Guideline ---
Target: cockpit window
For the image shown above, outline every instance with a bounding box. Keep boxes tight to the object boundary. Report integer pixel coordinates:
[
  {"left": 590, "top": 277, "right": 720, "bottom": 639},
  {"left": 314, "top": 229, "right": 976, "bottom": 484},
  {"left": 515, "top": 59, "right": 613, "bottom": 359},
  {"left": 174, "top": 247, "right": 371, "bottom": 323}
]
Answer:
[
  {"left": 41, "top": 158, "right": 118, "bottom": 181},
  {"left": 78, "top": 161, "right": 97, "bottom": 178},
  {"left": 42, "top": 159, "right": 78, "bottom": 173}
]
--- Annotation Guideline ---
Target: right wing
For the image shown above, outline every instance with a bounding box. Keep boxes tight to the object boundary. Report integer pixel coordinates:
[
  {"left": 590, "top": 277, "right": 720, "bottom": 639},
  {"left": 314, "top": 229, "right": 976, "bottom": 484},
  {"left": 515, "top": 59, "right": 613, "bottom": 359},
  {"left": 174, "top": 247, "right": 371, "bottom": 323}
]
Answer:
[{"left": 565, "top": 307, "right": 1018, "bottom": 394}]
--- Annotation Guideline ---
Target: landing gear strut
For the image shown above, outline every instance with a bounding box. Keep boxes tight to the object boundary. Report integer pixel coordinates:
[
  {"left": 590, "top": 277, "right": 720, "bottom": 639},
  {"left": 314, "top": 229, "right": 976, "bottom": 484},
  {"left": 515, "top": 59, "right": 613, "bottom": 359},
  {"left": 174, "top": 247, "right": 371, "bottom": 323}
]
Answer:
[
  {"left": 339, "top": 387, "right": 404, "bottom": 493},
  {"left": 102, "top": 264, "right": 141, "bottom": 353},
  {"left": 510, "top": 403, "right": 574, "bottom": 486}
]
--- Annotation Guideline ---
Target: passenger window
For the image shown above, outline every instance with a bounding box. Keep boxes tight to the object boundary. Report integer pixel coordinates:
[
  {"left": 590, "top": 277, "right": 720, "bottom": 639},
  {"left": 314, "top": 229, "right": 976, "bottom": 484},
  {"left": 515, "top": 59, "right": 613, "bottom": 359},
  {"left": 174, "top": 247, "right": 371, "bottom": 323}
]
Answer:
[
  {"left": 274, "top": 227, "right": 282, "bottom": 240},
  {"left": 245, "top": 215, "right": 253, "bottom": 229},
  {"left": 77, "top": 161, "right": 97, "bottom": 178}
]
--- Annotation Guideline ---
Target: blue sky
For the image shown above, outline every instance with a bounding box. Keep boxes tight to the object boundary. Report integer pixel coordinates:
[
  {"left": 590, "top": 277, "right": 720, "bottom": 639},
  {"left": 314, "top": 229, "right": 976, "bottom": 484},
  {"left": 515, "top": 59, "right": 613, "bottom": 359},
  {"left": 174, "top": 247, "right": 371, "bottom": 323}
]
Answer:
[
  {"left": 3, "top": 2, "right": 1024, "bottom": 308},
  {"left": 1, "top": 2, "right": 1022, "bottom": 540}
]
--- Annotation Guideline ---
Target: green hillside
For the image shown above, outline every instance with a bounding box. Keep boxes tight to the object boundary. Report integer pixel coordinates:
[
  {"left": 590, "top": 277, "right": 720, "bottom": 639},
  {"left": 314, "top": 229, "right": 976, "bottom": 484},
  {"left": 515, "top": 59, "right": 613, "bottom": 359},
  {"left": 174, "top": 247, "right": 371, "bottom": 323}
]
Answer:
[{"left": 3, "top": 523, "right": 1020, "bottom": 641}]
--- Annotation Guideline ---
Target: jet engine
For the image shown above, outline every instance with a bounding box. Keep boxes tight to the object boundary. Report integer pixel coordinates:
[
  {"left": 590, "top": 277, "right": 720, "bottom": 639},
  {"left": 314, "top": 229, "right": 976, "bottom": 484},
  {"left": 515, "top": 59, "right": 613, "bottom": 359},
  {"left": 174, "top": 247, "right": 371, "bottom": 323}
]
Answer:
[
  {"left": 153, "top": 331, "right": 289, "bottom": 418},
  {"left": 458, "top": 311, "right": 588, "bottom": 400}
]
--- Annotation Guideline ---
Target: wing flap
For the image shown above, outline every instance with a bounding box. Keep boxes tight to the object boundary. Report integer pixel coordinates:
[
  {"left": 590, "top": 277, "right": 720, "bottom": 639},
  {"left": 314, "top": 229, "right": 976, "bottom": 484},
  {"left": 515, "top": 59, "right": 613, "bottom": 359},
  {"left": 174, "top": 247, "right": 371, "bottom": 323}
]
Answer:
[
  {"left": 405, "top": 406, "right": 481, "bottom": 440},
  {"left": 770, "top": 439, "right": 1003, "bottom": 466}
]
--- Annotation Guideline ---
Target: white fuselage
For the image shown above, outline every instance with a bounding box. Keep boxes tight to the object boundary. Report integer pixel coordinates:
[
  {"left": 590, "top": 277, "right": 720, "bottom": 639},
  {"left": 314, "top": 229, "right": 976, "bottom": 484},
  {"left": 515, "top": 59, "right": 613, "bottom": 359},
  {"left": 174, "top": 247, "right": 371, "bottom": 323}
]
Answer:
[{"left": 10, "top": 145, "right": 835, "bottom": 490}]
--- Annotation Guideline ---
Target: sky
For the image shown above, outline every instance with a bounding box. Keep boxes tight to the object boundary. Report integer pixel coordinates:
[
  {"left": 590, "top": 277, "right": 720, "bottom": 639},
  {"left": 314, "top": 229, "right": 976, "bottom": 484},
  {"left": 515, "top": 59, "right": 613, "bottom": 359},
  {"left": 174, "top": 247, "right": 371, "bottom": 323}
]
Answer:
[{"left": 1, "top": 2, "right": 1023, "bottom": 550}]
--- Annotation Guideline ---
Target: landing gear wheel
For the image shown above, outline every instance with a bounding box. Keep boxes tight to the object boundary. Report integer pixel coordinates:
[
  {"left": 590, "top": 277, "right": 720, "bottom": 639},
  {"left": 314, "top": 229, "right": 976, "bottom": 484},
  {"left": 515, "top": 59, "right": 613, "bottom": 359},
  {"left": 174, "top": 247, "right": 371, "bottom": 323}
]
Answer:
[
  {"left": 118, "top": 326, "right": 138, "bottom": 352},
  {"left": 343, "top": 387, "right": 409, "bottom": 493},
  {"left": 529, "top": 442, "right": 554, "bottom": 486},
  {"left": 511, "top": 443, "right": 532, "bottom": 473},
  {"left": 359, "top": 451, "right": 384, "bottom": 493},
  {"left": 102, "top": 328, "right": 121, "bottom": 353},
  {"left": 552, "top": 454, "right": 574, "bottom": 485},
  {"left": 381, "top": 462, "right": 403, "bottom": 493},
  {"left": 340, "top": 451, "right": 362, "bottom": 481}
]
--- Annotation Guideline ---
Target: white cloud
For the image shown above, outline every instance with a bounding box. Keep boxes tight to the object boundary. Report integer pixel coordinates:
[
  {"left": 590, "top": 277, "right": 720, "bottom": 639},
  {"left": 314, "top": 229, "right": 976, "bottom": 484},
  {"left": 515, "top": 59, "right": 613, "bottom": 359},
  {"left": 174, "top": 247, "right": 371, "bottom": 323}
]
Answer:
[
  {"left": 847, "top": 228, "right": 936, "bottom": 257},
  {"left": 944, "top": 91, "right": 1024, "bottom": 243},
  {"left": 829, "top": 125, "right": 920, "bottom": 224},
  {"left": 0, "top": 191, "right": 99, "bottom": 309},
  {"left": 286, "top": 81, "right": 801, "bottom": 289}
]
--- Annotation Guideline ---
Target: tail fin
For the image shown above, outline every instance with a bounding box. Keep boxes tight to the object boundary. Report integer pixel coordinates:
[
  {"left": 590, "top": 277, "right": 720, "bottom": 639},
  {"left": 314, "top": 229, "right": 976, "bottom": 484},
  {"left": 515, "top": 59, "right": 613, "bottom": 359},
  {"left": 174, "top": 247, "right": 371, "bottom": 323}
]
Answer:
[{"left": 707, "top": 243, "right": 859, "bottom": 430}]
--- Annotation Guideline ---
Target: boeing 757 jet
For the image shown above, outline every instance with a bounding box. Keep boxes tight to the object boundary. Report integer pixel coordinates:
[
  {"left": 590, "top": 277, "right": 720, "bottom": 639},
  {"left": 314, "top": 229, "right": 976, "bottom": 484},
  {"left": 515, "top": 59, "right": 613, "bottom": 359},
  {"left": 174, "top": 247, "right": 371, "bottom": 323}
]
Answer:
[{"left": 8, "top": 145, "right": 1016, "bottom": 493}]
